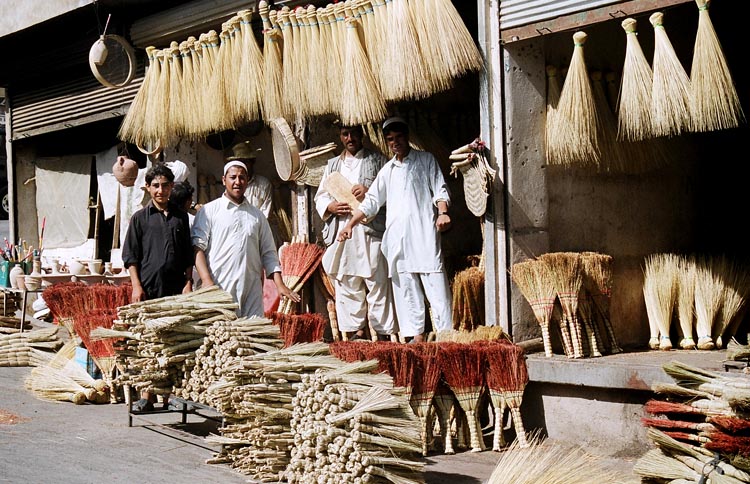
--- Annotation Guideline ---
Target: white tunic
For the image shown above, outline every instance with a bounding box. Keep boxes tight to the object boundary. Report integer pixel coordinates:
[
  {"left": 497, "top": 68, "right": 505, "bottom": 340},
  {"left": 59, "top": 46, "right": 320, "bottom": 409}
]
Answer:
[
  {"left": 315, "top": 151, "right": 381, "bottom": 279},
  {"left": 359, "top": 149, "right": 450, "bottom": 276},
  {"left": 244, "top": 174, "right": 273, "bottom": 218},
  {"left": 191, "top": 195, "right": 281, "bottom": 318}
]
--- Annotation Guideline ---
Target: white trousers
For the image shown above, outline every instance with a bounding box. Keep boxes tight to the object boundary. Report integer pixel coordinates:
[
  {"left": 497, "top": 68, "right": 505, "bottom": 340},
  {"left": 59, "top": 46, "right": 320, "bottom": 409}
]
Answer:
[
  {"left": 390, "top": 271, "right": 452, "bottom": 337},
  {"left": 334, "top": 272, "right": 397, "bottom": 336}
]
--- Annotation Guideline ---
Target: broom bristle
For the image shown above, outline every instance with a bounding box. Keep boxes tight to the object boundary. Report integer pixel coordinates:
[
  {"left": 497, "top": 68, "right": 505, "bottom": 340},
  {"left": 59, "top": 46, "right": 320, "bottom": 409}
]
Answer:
[
  {"left": 643, "top": 253, "right": 678, "bottom": 350},
  {"left": 649, "top": 12, "right": 692, "bottom": 138},
  {"left": 694, "top": 256, "right": 723, "bottom": 350},
  {"left": 547, "top": 31, "right": 599, "bottom": 168},
  {"left": 689, "top": 0, "right": 744, "bottom": 132},
  {"left": 340, "top": 16, "right": 387, "bottom": 125},
  {"left": 617, "top": 18, "right": 653, "bottom": 142}
]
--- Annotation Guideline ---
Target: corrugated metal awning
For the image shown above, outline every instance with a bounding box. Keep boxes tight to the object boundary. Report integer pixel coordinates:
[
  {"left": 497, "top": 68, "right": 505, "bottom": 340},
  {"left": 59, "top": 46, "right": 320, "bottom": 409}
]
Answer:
[
  {"left": 9, "top": 73, "right": 142, "bottom": 141},
  {"left": 500, "top": 0, "right": 693, "bottom": 43}
]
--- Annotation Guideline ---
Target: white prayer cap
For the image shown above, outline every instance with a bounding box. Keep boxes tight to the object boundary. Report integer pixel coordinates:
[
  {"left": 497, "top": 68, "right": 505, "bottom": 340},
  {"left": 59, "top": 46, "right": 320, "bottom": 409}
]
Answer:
[
  {"left": 165, "top": 159, "right": 189, "bottom": 183},
  {"left": 223, "top": 160, "right": 248, "bottom": 176}
]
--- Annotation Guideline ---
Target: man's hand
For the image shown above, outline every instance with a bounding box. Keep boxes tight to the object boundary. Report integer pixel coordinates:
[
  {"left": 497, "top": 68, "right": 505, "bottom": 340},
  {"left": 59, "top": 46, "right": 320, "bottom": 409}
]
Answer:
[
  {"left": 278, "top": 284, "right": 301, "bottom": 302},
  {"left": 182, "top": 279, "right": 193, "bottom": 294},
  {"left": 338, "top": 226, "right": 353, "bottom": 242},
  {"left": 351, "top": 184, "right": 366, "bottom": 202},
  {"left": 436, "top": 213, "right": 451, "bottom": 232},
  {"left": 131, "top": 286, "right": 145, "bottom": 302},
  {"left": 327, "top": 201, "right": 352, "bottom": 217}
]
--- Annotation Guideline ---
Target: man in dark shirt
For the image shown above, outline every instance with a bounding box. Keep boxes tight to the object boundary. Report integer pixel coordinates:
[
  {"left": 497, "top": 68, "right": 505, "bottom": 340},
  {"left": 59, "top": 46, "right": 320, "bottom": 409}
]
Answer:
[
  {"left": 122, "top": 164, "right": 194, "bottom": 302},
  {"left": 122, "top": 164, "right": 193, "bottom": 412}
]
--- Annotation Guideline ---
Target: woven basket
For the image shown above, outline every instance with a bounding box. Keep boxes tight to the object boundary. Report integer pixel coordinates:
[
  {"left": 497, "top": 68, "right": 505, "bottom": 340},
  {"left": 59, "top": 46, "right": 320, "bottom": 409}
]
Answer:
[
  {"left": 297, "top": 142, "right": 337, "bottom": 187},
  {"left": 270, "top": 118, "right": 300, "bottom": 181}
]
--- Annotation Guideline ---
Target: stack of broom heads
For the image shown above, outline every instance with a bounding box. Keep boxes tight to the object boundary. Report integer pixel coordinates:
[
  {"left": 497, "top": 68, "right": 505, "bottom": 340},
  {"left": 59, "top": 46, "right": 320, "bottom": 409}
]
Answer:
[
  {"left": 119, "top": 0, "right": 483, "bottom": 150},
  {"left": 547, "top": 1, "right": 743, "bottom": 173},
  {"left": 510, "top": 251, "right": 621, "bottom": 359},
  {"left": 642, "top": 253, "right": 750, "bottom": 351},
  {"left": 330, "top": 339, "right": 530, "bottom": 456},
  {"left": 635, "top": 360, "right": 750, "bottom": 482}
]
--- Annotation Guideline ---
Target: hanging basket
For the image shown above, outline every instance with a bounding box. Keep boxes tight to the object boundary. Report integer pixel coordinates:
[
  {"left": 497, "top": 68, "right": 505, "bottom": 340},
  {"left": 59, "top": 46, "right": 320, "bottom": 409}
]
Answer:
[
  {"left": 297, "top": 142, "right": 337, "bottom": 187},
  {"left": 89, "top": 34, "right": 137, "bottom": 89}
]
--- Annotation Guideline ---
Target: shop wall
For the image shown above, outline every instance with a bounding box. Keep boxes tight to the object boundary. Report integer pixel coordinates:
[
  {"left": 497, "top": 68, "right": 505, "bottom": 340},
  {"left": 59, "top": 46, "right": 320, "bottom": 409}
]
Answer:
[{"left": 502, "top": 2, "right": 747, "bottom": 348}]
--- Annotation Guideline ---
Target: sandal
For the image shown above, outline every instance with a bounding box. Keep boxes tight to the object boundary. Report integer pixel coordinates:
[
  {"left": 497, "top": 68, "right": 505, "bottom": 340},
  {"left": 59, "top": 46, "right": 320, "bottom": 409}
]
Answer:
[{"left": 132, "top": 398, "right": 154, "bottom": 413}]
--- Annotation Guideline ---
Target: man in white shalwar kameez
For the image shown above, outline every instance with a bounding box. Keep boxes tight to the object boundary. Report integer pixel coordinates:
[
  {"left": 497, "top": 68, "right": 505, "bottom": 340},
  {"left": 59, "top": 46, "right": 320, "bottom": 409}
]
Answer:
[
  {"left": 339, "top": 117, "right": 453, "bottom": 342},
  {"left": 314, "top": 125, "right": 396, "bottom": 340},
  {"left": 192, "top": 160, "right": 299, "bottom": 318},
  {"left": 225, "top": 142, "right": 273, "bottom": 218}
]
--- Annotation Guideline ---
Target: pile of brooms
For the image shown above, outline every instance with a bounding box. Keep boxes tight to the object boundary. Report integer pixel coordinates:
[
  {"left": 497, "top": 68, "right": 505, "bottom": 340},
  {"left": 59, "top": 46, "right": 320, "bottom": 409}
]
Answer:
[
  {"left": 635, "top": 360, "right": 750, "bottom": 483},
  {"left": 642, "top": 253, "right": 750, "bottom": 351},
  {"left": 330, "top": 339, "right": 530, "bottom": 455},
  {"left": 119, "top": 0, "right": 483, "bottom": 150},
  {"left": 510, "top": 251, "right": 621, "bottom": 359},
  {"left": 546, "top": 1, "right": 743, "bottom": 173},
  {"left": 0, "top": 326, "right": 62, "bottom": 367}
]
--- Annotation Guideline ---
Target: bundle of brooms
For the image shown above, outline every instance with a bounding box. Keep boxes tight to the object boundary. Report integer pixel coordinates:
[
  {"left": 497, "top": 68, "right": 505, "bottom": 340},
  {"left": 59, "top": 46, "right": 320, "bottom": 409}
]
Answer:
[
  {"left": 278, "top": 239, "right": 324, "bottom": 314},
  {"left": 0, "top": 326, "right": 61, "bottom": 367},
  {"left": 268, "top": 311, "right": 326, "bottom": 348}
]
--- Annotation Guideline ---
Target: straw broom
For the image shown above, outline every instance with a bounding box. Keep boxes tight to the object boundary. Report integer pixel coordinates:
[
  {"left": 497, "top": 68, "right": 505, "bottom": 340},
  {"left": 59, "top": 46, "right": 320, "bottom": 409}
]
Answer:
[
  {"left": 439, "top": 342, "right": 486, "bottom": 452},
  {"left": 427, "top": 0, "right": 483, "bottom": 79},
  {"left": 140, "top": 48, "right": 166, "bottom": 150},
  {"left": 166, "top": 41, "right": 185, "bottom": 143},
  {"left": 118, "top": 45, "right": 157, "bottom": 146},
  {"left": 278, "top": 7, "right": 299, "bottom": 120},
  {"left": 590, "top": 71, "right": 625, "bottom": 174},
  {"left": 304, "top": 5, "right": 328, "bottom": 117},
  {"left": 289, "top": 8, "right": 309, "bottom": 118},
  {"left": 643, "top": 253, "right": 678, "bottom": 350},
  {"left": 617, "top": 18, "right": 653, "bottom": 142},
  {"left": 209, "top": 28, "right": 233, "bottom": 131},
  {"left": 259, "top": 2, "right": 286, "bottom": 121},
  {"left": 510, "top": 259, "right": 557, "bottom": 358},
  {"left": 546, "top": 32, "right": 599, "bottom": 168},
  {"left": 366, "top": 0, "right": 388, "bottom": 95},
  {"left": 694, "top": 256, "right": 723, "bottom": 350},
  {"left": 713, "top": 257, "right": 750, "bottom": 348},
  {"left": 315, "top": 6, "right": 335, "bottom": 115},
  {"left": 279, "top": 242, "right": 325, "bottom": 314},
  {"left": 356, "top": 1, "right": 381, "bottom": 95},
  {"left": 544, "top": 65, "right": 561, "bottom": 165},
  {"left": 540, "top": 252, "right": 584, "bottom": 358},
  {"left": 408, "top": 0, "right": 451, "bottom": 95},
  {"left": 409, "top": 343, "right": 442, "bottom": 456},
  {"left": 649, "top": 12, "right": 692, "bottom": 138},
  {"left": 382, "top": 0, "right": 429, "bottom": 101},
  {"left": 580, "top": 252, "right": 621, "bottom": 353},
  {"left": 689, "top": 0, "right": 744, "bottom": 132},
  {"left": 484, "top": 341, "right": 529, "bottom": 450},
  {"left": 237, "top": 9, "right": 264, "bottom": 123},
  {"left": 487, "top": 432, "right": 624, "bottom": 484},
  {"left": 341, "top": 16, "right": 387, "bottom": 126},
  {"left": 178, "top": 39, "right": 199, "bottom": 138},
  {"left": 676, "top": 256, "right": 697, "bottom": 349}
]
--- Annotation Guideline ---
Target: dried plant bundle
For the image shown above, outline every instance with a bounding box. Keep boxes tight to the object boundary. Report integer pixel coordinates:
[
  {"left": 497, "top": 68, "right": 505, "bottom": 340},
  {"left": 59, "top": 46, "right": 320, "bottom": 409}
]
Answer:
[
  {"left": 689, "top": 0, "right": 744, "bottom": 132},
  {"left": 547, "top": 32, "right": 600, "bottom": 168},
  {"left": 617, "top": 18, "right": 653, "bottom": 142},
  {"left": 649, "top": 12, "right": 692, "bottom": 138},
  {"left": 676, "top": 256, "right": 697, "bottom": 349},
  {"left": 643, "top": 253, "right": 678, "bottom": 350}
]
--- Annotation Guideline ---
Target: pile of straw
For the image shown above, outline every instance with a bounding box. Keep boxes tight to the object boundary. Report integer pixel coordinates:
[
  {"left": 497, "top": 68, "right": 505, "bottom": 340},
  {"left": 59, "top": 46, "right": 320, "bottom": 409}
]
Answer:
[
  {"left": 0, "top": 326, "right": 61, "bottom": 367},
  {"left": 637, "top": 360, "right": 750, "bottom": 481}
]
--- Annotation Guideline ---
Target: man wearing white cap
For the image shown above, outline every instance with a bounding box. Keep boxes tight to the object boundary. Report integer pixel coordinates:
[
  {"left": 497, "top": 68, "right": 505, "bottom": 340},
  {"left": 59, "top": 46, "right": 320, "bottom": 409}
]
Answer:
[
  {"left": 226, "top": 141, "right": 273, "bottom": 218},
  {"left": 338, "top": 117, "right": 453, "bottom": 342},
  {"left": 191, "top": 160, "right": 299, "bottom": 318}
]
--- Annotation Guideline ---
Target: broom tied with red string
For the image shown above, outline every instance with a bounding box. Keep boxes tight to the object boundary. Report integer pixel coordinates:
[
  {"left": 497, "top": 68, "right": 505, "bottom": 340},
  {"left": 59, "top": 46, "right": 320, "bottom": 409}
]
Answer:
[
  {"left": 540, "top": 252, "right": 584, "bottom": 358},
  {"left": 510, "top": 259, "right": 558, "bottom": 358},
  {"left": 484, "top": 341, "right": 529, "bottom": 450},
  {"left": 279, "top": 240, "right": 324, "bottom": 314},
  {"left": 438, "top": 342, "right": 487, "bottom": 452}
]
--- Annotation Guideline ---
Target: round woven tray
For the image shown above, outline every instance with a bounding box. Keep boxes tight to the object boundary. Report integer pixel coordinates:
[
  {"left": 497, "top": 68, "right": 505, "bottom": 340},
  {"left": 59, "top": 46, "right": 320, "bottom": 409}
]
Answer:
[
  {"left": 89, "top": 34, "right": 137, "bottom": 89},
  {"left": 270, "top": 118, "right": 300, "bottom": 181}
]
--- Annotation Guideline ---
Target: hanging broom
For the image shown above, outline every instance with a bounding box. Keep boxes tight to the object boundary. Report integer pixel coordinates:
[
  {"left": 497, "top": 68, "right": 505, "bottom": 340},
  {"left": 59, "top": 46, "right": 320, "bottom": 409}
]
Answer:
[
  {"left": 279, "top": 241, "right": 325, "bottom": 314},
  {"left": 118, "top": 46, "right": 158, "bottom": 146},
  {"left": 510, "top": 259, "right": 557, "bottom": 358},
  {"left": 546, "top": 32, "right": 599, "bottom": 168},
  {"left": 237, "top": 9, "right": 264, "bottom": 123},
  {"left": 166, "top": 41, "right": 185, "bottom": 144},
  {"left": 408, "top": 0, "right": 451, "bottom": 95},
  {"left": 341, "top": 15, "right": 387, "bottom": 126},
  {"left": 590, "top": 71, "right": 625, "bottom": 174},
  {"left": 439, "top": 342, "right": 487, "bottom": 452},
  {"left": 617, "top": 18, "right": 653, "bottom": 142},
  {"left": 381, "top": 0, "right": 429, "bottom": 102},
  {"left": 304, "top": 5, "right": 328, "bottom": 117},
  {"left": 676, "top": 255, "right": 697, "bottom": 349},
  {"left": 643, "top": 253, "right": 678, "bottom": 350},
  {"left": 540, "top": 252, "right": 584, "bottom": 358},
  {"left": 544, "top": 65, "right": 561, "bottom": 165},
  {"left": 689, "top": 0, "right": 744, "bottom": 132},
  {"left": 427, "top": 0, "right": 483, "bottom": 79},
  {"left": 649, "top": 12, "right": 692, "bottom": 138},
  {"left": 259, "top": 2, "right": 287, "bottom": 121},
  {"left": 178, "top": 39, "right": 199, "bottom": 138}
]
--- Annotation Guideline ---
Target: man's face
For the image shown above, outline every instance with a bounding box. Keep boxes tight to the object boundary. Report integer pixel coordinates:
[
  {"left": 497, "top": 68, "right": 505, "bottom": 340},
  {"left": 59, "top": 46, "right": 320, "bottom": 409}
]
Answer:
[
  {"left": 385, "top": 130, "right": 409, "bottom": 158},
  {"left": 147, "top": 176, "right": 173, "bottom": 207},
  {"left": 340, "top": 127, "right": 363, "bottom": 155},
  {"left": 223, "top": 166, "right": 249, "bottom": 203}
]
